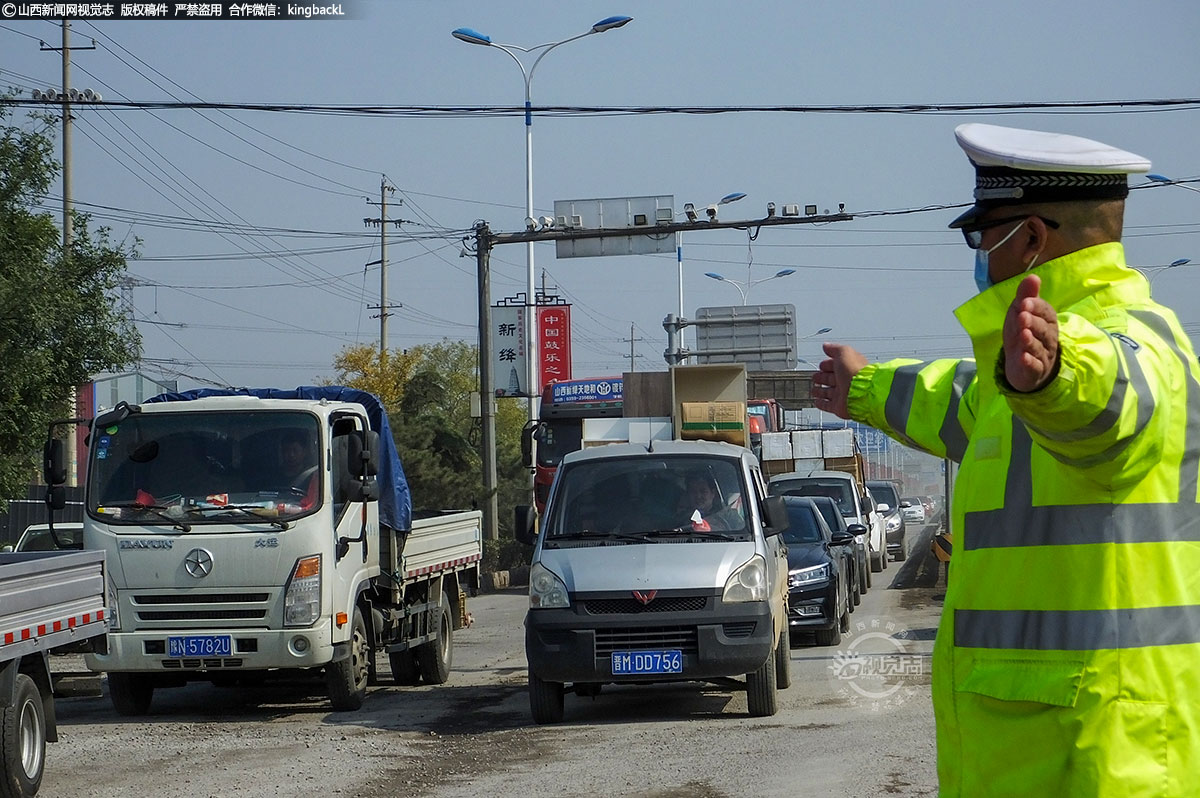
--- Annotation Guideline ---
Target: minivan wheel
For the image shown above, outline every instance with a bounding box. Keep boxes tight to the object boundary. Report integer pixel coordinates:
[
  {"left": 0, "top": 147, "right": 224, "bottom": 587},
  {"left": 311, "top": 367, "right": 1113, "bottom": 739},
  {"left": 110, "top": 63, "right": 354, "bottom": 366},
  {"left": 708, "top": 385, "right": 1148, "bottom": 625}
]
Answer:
[
  {"left": 746, "top": 644, "right": 778, "bottom": 717},
  {"left": 529, "top": 673, "right": 565, "bottom": 724}
]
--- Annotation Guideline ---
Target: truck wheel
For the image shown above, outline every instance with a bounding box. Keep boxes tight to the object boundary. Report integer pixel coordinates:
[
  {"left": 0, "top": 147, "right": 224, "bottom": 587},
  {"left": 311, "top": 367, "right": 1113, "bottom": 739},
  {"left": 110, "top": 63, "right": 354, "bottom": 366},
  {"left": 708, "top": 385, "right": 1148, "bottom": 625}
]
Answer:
[
  {"left": 774, "top": 630, "right": 792, "bottom": 690},
  {"left": 389, "top": 650, "right": 421, "bottom": 686},
  {"left": 416, "top": 591, "right": 453, "bottom": 685},
  {"left": 108, "top": 672, "right": 153, "bottom": 716},
  {"left": 746, "top": 642, "right": 779, "bottom": 717},
  {"left": 326, "top": 608, "right": 369, "bottom": 711},
  {"left": 1, "top": 673, "right": 45, "bottom": 798},
  {"left": 528, "top": 673, "right": 565, "bottom": 724}
]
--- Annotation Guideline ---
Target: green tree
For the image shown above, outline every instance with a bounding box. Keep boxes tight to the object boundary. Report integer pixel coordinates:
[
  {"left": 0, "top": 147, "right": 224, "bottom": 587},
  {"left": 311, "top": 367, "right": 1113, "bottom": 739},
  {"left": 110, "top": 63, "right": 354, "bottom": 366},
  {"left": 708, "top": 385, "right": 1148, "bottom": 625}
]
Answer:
[
  {"left": 0, "top": 100, "right": 140, "bottom": 507},
  {"left": 332, "top": 340, "right": 528, "bottom": 544}
]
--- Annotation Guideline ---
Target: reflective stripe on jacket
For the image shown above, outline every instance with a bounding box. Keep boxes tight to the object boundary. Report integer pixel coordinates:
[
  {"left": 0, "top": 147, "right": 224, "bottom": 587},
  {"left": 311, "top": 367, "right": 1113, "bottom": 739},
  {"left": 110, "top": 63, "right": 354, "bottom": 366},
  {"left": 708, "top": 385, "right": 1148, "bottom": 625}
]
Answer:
[{"left": 847, "top": 242, "right": 1200, "bottom": 797}]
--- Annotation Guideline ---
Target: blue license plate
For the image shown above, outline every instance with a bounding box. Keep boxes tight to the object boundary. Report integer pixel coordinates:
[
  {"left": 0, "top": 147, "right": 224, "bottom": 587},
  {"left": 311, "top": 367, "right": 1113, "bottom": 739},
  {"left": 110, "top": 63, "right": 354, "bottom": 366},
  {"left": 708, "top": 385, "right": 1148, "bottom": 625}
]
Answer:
[
  {"left": 612, "top": 649, "right": 683, "bottom": 675},
  {"left": 167, "top": 635, "right": 232, "bottom": 657}
]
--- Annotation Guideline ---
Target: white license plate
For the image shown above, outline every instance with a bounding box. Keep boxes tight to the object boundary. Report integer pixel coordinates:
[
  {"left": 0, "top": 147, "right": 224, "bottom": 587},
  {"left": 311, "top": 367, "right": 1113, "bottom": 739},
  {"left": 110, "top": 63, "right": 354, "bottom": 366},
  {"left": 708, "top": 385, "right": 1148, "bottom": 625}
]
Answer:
[
  {"left": 167, "top": 635, "right": 232, "bottom": 657},
  {"left": 612, "top": 649, "right": 683, "bottom": 675}
]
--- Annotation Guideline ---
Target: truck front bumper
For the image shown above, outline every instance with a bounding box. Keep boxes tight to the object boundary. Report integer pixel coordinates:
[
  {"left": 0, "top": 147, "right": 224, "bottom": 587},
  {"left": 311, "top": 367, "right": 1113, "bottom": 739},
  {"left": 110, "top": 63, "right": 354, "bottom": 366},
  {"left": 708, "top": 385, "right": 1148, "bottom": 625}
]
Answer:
[
  {"left": 525, "top": 591, "right": 774, "bottom": 684},
  {"left": 85, "top": 619, "right": 335, "bottom": 674}
]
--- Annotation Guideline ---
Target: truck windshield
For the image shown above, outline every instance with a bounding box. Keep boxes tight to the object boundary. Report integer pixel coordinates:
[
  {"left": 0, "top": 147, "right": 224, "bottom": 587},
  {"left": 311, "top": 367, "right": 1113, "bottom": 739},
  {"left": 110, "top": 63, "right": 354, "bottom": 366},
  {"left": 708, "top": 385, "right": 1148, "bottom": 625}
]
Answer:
[
  {"left": 86, "top": 410, "right": 322, "bottom": 527},
  {"left": 545, "top": 455, "right": 750, "bottom": 542}
]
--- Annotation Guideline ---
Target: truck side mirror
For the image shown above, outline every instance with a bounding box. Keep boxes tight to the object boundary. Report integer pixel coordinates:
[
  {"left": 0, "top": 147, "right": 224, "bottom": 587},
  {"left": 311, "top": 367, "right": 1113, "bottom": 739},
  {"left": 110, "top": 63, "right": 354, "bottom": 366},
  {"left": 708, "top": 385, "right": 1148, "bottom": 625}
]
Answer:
[
  {"left": 357, "top": 479, "right": 380, "bottom": 503},
  {"left": 43, "top": 439, "right": 66, "bottom": 485},
  {"left": 514, "top": 505, "right": 537, "bottom": 545},
  {"left": 363, "top": 430, "right": 380, "bottom": 476},
  {"left": 45, "top": 485, "right": 66, "bottom": 511},
  {"left": 762, "top": 495, "right": 789, "bottom": 536},
  {"left": 520, "top": 422, "right": 536, "bottom": 469}
]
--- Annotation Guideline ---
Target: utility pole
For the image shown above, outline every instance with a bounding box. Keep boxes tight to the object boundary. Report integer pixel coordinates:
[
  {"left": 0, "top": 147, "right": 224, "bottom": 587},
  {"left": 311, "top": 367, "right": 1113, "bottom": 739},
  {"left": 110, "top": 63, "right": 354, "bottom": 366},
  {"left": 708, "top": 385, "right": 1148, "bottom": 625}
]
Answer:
[
  {"left": 472, "top": 224, "right": 499, "bottom": 541},
  {"left": 41, "top": 22, "right": 95, "bottom": 487},
  {"left": 364, "top": 178, "right": 403, "bottom": 354},
  {"left": 621, "top": 323, "right": 644, "bottom": 372}
]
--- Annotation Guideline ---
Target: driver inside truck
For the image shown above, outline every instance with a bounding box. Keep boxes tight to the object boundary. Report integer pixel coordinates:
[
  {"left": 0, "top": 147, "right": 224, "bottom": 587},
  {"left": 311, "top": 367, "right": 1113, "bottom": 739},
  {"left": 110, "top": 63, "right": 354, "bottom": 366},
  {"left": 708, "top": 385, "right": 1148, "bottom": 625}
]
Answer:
[{"left": 277, "top": 429, "right": 319, "bottom": 508}]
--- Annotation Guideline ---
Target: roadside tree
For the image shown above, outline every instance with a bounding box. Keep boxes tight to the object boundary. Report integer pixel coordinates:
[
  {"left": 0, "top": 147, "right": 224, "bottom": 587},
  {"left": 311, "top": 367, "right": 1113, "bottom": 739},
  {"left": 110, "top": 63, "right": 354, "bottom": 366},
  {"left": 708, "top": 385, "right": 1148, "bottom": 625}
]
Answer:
[{"left": 0, "top": 100, "right": 140, "bottom": 507}]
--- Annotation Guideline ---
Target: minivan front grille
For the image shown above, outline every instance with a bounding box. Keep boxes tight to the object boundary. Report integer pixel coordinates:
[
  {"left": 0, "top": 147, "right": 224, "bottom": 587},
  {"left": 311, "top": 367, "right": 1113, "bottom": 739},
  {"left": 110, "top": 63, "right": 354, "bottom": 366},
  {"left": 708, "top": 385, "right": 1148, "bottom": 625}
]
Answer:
[
  {"left": 585, "top": 597, "right": 707, "bottom": 615},
  {"left": 595, "top": 626, "right": 698, "bottom": 655}
]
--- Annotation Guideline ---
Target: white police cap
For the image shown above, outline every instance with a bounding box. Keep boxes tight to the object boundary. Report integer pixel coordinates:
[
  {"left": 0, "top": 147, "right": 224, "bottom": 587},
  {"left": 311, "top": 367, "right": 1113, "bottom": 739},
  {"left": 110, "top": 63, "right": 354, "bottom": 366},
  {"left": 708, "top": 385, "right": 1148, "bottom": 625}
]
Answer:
[{"left": 949, "top": 123, "right": 1151, "bottom": 228}]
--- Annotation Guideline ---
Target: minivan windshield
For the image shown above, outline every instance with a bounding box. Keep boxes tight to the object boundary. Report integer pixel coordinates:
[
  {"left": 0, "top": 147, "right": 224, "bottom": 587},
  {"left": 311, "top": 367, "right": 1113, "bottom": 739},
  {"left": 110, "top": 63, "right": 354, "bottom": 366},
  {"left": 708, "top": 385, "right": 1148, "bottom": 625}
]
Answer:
[
  {"left": 87, "top": 410, "right": 322, "bottom": 527},
  {"left": 544, "top": 455, "right": 750, "bottom": 543}
]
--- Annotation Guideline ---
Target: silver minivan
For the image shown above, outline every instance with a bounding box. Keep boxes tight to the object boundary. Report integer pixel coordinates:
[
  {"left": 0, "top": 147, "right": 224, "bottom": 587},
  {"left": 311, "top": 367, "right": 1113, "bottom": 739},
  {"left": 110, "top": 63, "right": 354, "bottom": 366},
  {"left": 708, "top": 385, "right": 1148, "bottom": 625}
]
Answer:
[{"left": 516, "top": 439, "right": 791, "bottom": 723}]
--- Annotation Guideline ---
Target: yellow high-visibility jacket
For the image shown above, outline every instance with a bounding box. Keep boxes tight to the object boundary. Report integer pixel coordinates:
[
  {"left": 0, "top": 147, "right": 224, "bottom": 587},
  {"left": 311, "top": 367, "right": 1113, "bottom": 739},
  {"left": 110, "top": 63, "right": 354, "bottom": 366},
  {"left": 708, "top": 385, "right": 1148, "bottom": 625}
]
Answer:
[{"left": 847, "top": 242, "right": 1200, "bottom": 797}]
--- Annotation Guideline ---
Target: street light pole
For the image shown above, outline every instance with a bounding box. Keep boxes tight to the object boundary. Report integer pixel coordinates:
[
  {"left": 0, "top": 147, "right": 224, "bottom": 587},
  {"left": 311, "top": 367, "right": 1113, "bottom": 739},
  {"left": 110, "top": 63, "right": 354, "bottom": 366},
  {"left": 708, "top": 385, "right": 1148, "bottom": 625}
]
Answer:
[
  {"left": 1148, "top": 174, "right": 1200, "bottom": 194},
  {"left": 704, "top": 268, "right": 797, "bottom": 305},
  {"left": 452, "top": 16, "right": 633, "bottom": 442},
  {"left": 678, "top": 192, "right": 745, "bottom": 361},
  {"left": 1139, "top": 257, "right": 1192, "bottom": 292}
]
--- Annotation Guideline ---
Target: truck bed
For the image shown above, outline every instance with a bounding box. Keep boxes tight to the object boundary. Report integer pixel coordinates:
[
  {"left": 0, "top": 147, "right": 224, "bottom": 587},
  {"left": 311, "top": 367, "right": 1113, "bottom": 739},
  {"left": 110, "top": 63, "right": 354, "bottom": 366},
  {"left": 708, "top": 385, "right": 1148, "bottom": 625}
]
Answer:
[
  {"left": 0, "top": 550, "right": 107, "bottom": 663},
  {"left": 401, "top": 511, "right": 483, "bottom": 581}
]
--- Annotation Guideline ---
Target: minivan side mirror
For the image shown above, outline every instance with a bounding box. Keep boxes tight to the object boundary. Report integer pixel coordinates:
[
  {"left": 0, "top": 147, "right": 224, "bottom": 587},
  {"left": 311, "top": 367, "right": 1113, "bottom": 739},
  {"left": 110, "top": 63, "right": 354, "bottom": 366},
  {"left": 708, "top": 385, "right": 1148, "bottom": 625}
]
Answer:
[
  {"left": 515, "top": 505, "right": 538, "bottom": 545},
  {"left": 876, "top": 502, "right": 892, "bottom": 513},
  {"left": 762, "top": 495, "right": 789, "bottom": 536},
  {"left": 846, "top": 523, "right": 868, "bottom": 535}
]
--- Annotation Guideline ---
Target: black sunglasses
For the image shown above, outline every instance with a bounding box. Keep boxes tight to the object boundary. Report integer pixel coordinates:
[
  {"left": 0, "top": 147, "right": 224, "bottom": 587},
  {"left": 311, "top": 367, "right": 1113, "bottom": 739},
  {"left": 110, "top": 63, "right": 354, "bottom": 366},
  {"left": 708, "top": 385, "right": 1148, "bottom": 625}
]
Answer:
[{"left": 962, "top": 215, "right": 1060, "bottom": 249}]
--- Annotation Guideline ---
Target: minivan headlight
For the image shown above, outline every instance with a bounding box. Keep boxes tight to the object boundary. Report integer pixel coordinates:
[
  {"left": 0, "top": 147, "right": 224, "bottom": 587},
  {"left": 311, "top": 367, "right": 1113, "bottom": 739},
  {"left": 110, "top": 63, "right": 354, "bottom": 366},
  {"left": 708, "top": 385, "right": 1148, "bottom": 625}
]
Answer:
[
  {"left": 529, "top": 562, "right": 569, "bottom": 609},
  {"left": 722, "top": 555, "right": 767, "bottom": 603}
]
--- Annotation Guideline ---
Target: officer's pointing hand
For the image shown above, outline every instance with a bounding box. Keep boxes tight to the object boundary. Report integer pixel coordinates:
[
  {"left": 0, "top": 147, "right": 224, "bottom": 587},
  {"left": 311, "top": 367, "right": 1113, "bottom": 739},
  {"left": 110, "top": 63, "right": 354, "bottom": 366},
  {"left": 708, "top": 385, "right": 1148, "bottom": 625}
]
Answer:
[
  {"left": 1003, "top": 275, "right": 1059, "bottom": 392},
  {"left": 812, "top": 342, "right": 867, "bottom": 420}
]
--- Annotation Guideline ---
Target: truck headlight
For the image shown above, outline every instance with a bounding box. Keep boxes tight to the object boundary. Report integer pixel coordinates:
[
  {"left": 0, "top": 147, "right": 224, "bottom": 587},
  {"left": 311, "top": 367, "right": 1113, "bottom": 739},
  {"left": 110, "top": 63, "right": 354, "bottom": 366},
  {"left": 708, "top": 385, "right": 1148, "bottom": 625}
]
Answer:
[
  {"left": 107, "top": 577, "right": 120, "bottom": 631},
  {"left": 529, "top": 562, "right": 569, "bottom": 609},
  {"left": 284, "top": 555, "right": 322, "bottom": 627},
  {"left": 788, "top": 563, "right": 831, "bottom": 589},
  {"left": 722, "top": 555, "right": 767, "bottom": 603}
]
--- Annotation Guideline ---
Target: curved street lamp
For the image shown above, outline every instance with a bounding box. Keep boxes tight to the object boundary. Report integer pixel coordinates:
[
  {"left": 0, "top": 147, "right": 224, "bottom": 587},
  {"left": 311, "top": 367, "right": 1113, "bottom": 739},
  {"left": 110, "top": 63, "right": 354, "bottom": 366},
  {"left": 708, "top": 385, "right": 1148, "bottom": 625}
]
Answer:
[
  {"left": 1139, "top": 257, "right": 1192, "bottom": 291},
  {"left": 704, "top": 268, "right": 796, "bottom": 305},
  {"left": 1148, "top": 174, "right": 1200, "bottom": 194},
  {"left": 452, "top": 15, "right": 633, "bottom": 423}
]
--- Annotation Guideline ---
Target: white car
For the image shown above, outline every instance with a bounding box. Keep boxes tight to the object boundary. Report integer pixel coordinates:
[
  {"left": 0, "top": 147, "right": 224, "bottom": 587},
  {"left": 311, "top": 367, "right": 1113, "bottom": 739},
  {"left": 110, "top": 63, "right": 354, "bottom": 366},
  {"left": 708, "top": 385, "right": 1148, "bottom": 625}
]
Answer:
[
  {"left": 900, "top": 498, "right": 927, "bottom": 525},
  {"left": 770, "top": 471, "right": 889, "bottom": 575},
  {"left": 12, "top": 522, "right": 84, "bottom": 552}
]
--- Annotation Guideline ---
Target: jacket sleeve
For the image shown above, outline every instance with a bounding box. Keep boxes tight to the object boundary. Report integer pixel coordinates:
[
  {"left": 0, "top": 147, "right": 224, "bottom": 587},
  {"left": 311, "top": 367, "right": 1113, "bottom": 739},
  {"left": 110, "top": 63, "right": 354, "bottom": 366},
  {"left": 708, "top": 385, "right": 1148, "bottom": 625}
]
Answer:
[
  {"left": 846, "top": 358, "right": 979, "bottom": 463},
  {"left": 999, "top": 309, "right": 1173, "bottom": 485}
]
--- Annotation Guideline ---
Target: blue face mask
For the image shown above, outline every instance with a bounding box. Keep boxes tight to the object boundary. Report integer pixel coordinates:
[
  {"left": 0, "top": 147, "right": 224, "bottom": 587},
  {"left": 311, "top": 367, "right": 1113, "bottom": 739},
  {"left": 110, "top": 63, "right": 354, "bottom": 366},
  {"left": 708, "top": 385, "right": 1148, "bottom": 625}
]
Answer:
[{"left": 973, "top": 218, "right": 1029, "bottom": 293}]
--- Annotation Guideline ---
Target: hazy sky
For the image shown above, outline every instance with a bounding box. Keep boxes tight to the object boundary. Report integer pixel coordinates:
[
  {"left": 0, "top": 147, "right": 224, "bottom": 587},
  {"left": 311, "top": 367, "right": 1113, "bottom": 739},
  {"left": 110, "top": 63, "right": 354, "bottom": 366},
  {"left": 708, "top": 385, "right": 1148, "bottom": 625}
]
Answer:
[{"left": 3, "top": 0, "right": 1197, "bottom": 392}]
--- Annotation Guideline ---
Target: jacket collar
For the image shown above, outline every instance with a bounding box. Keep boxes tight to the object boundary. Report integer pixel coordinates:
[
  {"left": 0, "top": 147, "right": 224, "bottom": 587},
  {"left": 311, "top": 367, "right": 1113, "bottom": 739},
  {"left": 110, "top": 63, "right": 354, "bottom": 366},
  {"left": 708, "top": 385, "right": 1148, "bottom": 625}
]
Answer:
[{"left": 953, "top": 242, "right": 1141, "bottom": 361}]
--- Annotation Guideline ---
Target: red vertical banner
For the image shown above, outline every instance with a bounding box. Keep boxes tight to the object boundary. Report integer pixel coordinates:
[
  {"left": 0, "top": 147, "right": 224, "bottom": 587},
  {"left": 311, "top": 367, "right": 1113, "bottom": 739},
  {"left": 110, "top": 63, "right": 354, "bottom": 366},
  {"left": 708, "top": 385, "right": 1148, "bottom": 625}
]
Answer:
[{"left": 538, "top": 305, "right": 572, "bottom": 387}]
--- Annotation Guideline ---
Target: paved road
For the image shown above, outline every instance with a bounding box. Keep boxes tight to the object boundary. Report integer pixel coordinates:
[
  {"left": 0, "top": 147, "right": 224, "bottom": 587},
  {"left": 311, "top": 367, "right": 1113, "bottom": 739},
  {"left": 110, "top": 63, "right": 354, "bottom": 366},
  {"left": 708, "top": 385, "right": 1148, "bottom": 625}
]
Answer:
[{"left": 45, "top": 537, "right": 945, "bottom": 797}]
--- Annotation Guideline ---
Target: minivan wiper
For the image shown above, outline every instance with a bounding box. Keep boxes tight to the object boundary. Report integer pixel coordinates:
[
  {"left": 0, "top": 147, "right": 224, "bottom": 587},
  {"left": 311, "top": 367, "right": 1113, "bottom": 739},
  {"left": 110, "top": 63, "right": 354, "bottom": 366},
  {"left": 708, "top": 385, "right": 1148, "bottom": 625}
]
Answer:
[
  {"left": 549, "top": 531, "right": 650, "bottom": 544},
  {"left": 99, "top": 501, "right": 191, "bottom": 533},
  {"left": 642, "top": 528, "right": 735, "bottom": 541}
]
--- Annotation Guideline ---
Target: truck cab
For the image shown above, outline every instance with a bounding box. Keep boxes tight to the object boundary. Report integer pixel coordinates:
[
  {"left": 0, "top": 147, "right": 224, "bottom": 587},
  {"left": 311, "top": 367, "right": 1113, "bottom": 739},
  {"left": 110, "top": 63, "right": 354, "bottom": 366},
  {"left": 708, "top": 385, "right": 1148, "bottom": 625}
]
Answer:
[{"left": 516, "top": 439, "right": 791, "bottom": 723}]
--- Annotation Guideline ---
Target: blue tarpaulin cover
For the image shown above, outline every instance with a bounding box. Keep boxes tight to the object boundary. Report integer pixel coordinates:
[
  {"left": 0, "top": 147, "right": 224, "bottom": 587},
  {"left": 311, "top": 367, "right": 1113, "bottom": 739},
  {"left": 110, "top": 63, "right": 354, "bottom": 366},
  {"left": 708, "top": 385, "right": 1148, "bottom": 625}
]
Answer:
[{"left": 144, "top": 386, "right": 412, "bottom": 531}]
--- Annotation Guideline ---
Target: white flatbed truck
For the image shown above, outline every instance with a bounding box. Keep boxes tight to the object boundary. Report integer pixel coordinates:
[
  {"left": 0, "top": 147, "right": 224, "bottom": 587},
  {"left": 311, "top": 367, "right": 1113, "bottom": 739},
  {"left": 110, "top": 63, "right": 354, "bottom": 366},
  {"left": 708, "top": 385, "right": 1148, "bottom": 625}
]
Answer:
[{"left": 0, "top": 549, "right": 108, "bottom": 797}]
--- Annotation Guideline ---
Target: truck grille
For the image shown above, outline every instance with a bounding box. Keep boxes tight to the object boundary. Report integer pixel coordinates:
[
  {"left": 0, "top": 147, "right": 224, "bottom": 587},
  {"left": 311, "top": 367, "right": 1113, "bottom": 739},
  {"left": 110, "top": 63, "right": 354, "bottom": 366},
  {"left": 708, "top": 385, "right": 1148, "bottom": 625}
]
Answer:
[
  {"left": 595, "top": 626, "right": 698, "bottom": 655},
  {"left": 585, "top": 597, "right": 707, "bottom": 615},
  {"left": 161, "top": 658, "right": 244, "bottom": 669},
  {"left": 131, "top": 592, "right": 271, "bottom": 626}
]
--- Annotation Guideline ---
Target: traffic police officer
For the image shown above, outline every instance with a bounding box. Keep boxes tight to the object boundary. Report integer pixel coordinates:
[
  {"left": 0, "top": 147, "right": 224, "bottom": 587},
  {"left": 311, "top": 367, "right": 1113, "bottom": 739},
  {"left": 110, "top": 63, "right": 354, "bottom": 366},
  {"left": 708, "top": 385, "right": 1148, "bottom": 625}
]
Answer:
[{"left": 813, "top": 123, "right": 1200, "bottom": 797}]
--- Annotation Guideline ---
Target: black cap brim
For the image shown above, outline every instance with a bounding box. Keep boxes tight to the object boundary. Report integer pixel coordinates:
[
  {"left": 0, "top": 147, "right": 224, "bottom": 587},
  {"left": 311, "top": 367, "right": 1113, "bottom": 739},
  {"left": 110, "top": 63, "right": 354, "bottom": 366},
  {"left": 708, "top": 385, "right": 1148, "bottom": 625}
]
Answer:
[{"left": 948, "top": 204, "right": 987, "bottom": 229}]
